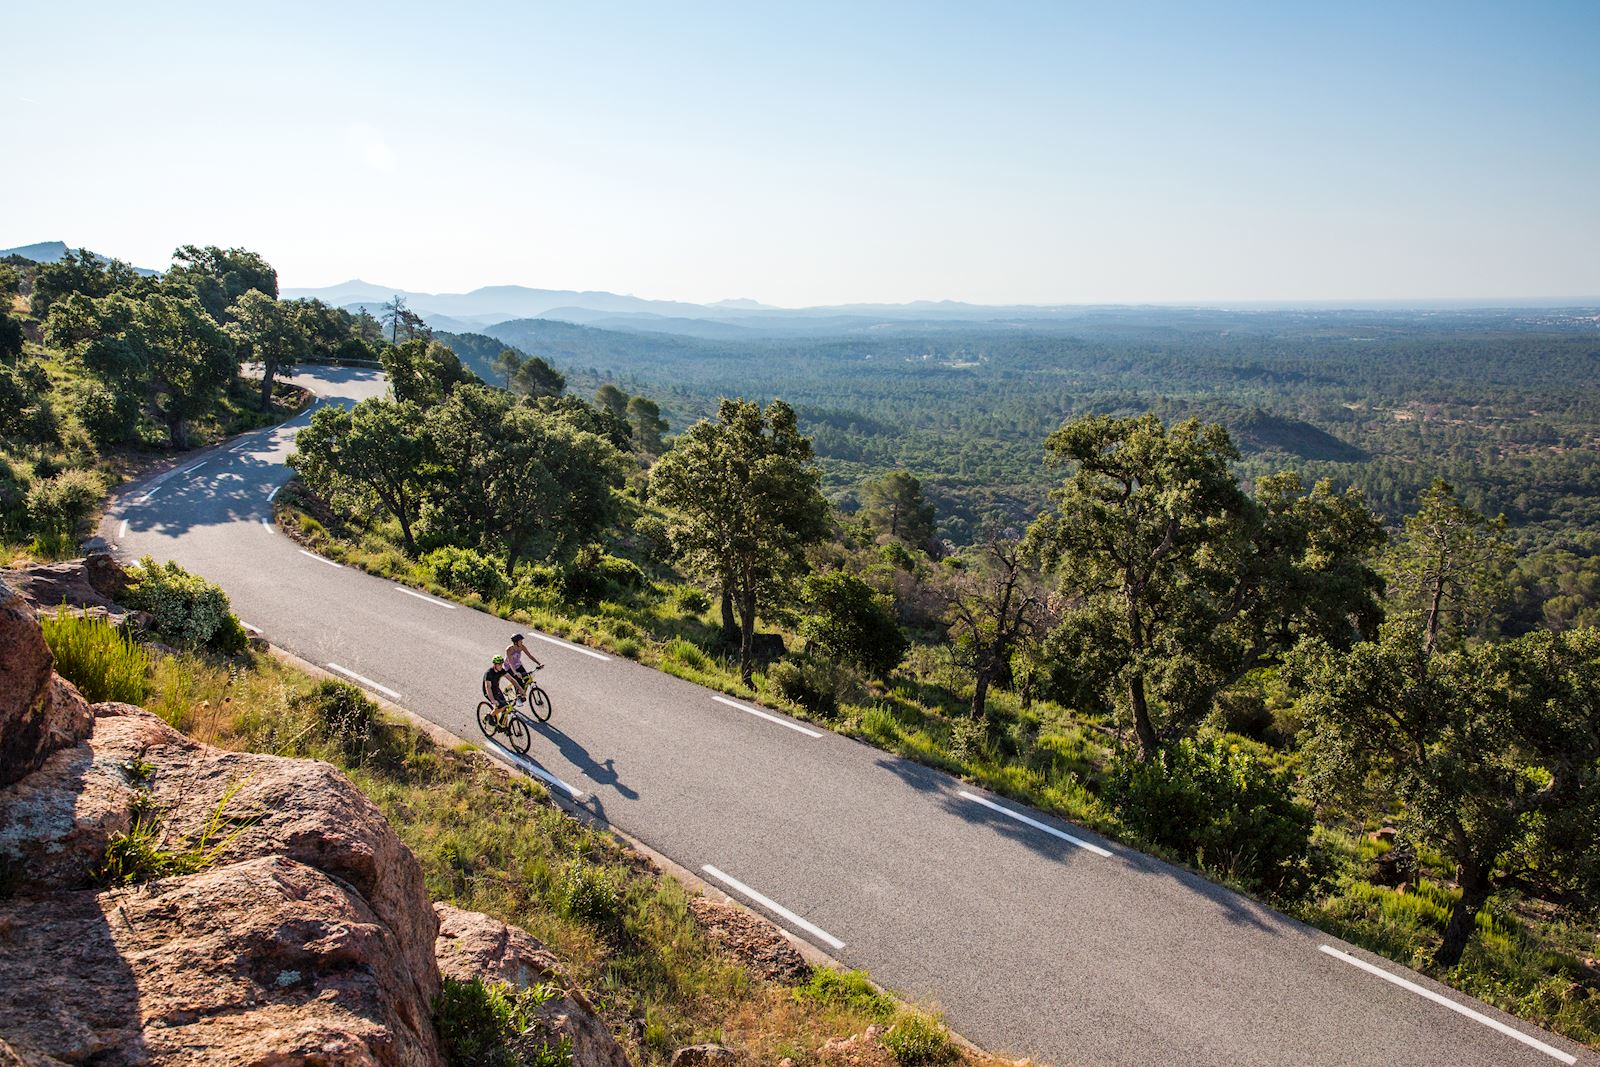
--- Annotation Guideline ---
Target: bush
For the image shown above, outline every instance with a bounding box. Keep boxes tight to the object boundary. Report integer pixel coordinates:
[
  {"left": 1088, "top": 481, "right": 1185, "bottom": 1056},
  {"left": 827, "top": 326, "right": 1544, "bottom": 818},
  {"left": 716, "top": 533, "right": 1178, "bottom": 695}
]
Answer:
[
  {"left": 556, "top": 861, "right": 623, "bottom": 939},
  {"left": 799, "top": 570, "right": 907, "bottom": 678},
  {"left": 79, "top": 383, "right": 140, "bottom": 447},
  {"left": 123, "top": 557, "right": 246, "bottom": 652},
  {"left": 632, "top": 513, "right": 673, "bottom": 560},
  {"left": 40, "top": 610, "right": 149, "bottom": 703},
  {"left": 422, "top": 546, "right": 507, "bottom": 600},
  {"left": 26, "top": 468, "right": 104, "bottom": 536},
  {"left": 673, "top": 587, "right": 711, "bottom": 615},
  {"left": 661, "top": 637, "right": 712, "bottom": 672},
  {"left": 433, "top": 977, "right": 569, "bottom": 1067},
  {"left": 767, "top": 657, "right": 858, "bottom": 718},
  {"left": 1104, "top": 735, "right": 1314, "bottom": 895},
  {"left": 292, "top": 679, "right": 378, "bottom": 746},
  {"left": 883, "top": 1015, "right": 957, "bottom": 1066}
]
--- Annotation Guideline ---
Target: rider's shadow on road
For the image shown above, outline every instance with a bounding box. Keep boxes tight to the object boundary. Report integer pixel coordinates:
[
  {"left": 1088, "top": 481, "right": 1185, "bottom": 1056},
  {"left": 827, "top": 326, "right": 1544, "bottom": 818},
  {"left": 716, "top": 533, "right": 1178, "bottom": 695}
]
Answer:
[{"left": 532, "top": 721, "right": 638, "bottom": 800}]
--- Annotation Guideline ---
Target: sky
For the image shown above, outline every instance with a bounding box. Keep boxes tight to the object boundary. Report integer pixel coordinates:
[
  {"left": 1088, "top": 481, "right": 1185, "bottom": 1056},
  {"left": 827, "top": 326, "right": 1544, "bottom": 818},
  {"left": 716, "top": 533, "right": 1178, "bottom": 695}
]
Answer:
[{"left": 4, "top": 1, "right": 1598, "bottom": 306}]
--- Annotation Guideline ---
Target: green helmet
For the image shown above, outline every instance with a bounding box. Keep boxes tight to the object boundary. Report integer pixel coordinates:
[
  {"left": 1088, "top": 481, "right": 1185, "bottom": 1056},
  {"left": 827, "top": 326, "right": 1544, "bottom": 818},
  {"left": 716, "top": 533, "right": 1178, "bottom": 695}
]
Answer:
[{"left": 492, "top": 654, "right": 504, "bottom": 665}]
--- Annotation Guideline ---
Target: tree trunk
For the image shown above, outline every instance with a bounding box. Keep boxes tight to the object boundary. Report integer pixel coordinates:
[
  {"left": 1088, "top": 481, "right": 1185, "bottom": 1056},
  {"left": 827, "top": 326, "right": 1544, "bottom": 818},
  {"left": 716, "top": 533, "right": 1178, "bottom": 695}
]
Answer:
[
  {"left": 169, "top": 415, "right": 189, "bottom": 451},
  {"left": 1129, "top": 674, "right": 1159, "bottom": 759},
  {"left": 737, "top": 587, "right": 757, "bottom": 687},
  {"left": 1434, "top": 861, "right": 1491, "bottom": 968},
  {"left": 720, "top": 582, "right": 738, "bottom": 646},
  {"left": 397, "top": 513, "right": 417, "bottom": 556},
  {"left": 259, "top": 358, "right": 278, "bottom": 410},
  {"left": 970, "top": 667, "right": 992, "bottom": 721}
]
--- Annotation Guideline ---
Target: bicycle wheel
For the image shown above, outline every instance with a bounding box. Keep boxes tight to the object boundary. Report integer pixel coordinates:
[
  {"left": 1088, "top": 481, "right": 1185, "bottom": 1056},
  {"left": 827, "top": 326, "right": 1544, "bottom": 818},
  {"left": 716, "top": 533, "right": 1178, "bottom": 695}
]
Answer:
[
  {"left": 476, "top": 701, "right": 502, "bottom": 741},
  {"left": 526, "top": 683, "right": 552, "bottom": 722},
  {"left": 506, "top": 713, "right": 532, "bottom": 754}
]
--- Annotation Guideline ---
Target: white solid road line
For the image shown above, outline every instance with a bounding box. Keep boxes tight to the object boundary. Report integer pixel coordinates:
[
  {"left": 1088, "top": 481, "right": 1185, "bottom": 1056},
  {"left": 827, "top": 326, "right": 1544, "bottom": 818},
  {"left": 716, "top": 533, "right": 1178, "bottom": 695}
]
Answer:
[
  {"left": 702, "top": 864, "right": 845, "bottom": 950},
  {"left": 711, "top": 694, "right": 823, "bottom": 738},
  {"left": 958, "top": 790, "right": 1114, "bottom": 858},
  {"left": 180, "top": 461, "right": 207, "bottom": 475},
  {"left": 299, "top": 549, "right": 343, "bottom": 568},
  {"left": 526, "top": 630, "right": 611, "bottom": 661},
  {"left": 118, "top": 520, "right": 127, "bottom": 538},
  {"left": 1317, "top": 946, "right": 1576, "bottom": 1064},
  {"left": 267, "top": 484, "right": 280, "bottom": 501},
  {"left": 395, "top": 585, "right": 458, "bottom": 609},
  {"left": 490, "top": 747, "right": 587, "bottom": 801},
  {"left": 325, "top": 663, "right": 402, "bottom": 702}
]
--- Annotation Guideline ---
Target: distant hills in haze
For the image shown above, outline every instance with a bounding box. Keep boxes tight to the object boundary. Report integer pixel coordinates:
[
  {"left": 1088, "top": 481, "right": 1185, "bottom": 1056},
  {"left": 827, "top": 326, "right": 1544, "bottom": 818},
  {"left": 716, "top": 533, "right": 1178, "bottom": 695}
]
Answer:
[{"left": 1, "top": 240, "right": 160, "bottom": 276}]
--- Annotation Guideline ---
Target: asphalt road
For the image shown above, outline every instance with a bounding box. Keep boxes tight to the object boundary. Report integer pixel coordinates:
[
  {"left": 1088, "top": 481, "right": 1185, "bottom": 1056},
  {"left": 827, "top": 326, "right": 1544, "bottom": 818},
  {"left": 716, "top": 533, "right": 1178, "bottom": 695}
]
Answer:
[{"left": 103, "top": 365, "right": 1595, "bottom": 1067}]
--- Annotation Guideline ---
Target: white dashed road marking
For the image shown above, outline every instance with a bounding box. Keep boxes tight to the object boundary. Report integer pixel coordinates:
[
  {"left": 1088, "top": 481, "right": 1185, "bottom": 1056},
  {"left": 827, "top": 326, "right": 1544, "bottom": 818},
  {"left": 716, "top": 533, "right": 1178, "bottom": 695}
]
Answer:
[
  {"left": 526, "top": 631, "right": 611, "bottom": 662},
  {"left": 702, "top": 864, "right": 845, "bottom": 950},
  {"left": 1318, "top": 946, "right": 1576, "bottom": 1063},
  {"left": 299, "top": 550, "right": 342, "bottom": 568},
  {"left": 325, "top": 663, "right": 401, "bottom": 702},
  {"left": 958, "top": 790, "right": 1113, "bottom": 857},
  {"left": 395, "top": 585, "right": 457, "bottom": 609},
  {"left": 118, "top": 520, "right": 127, "bottom": 538},
  {"left": 711, "top": 694, "right": 823, "bottom": 738}
]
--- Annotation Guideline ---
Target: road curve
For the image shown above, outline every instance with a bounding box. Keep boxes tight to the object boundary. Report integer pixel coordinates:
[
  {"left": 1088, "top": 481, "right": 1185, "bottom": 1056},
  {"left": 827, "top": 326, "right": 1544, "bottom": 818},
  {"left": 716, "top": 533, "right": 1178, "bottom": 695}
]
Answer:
[{"left": 101, "top": 366, "right": 1595, "bottom": 1067}]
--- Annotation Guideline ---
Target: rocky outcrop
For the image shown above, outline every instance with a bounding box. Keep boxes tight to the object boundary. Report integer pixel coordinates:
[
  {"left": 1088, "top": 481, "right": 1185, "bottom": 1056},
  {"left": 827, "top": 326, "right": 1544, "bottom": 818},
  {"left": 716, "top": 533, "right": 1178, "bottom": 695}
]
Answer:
[
  {"left": 0, "top": 581, "right": 92, "bottom": 789},
  {"left": 434, "top": 903, "right": 631, "bottom": 1067},
  {"left": 0, "top": 581, "right": 446, "bottom": 1066},
  {"left": 3, "top": 553, "right": 136, "bottom": 623},
  {"left": 688, "top": 895, "right": 811, "bottom": 984}
]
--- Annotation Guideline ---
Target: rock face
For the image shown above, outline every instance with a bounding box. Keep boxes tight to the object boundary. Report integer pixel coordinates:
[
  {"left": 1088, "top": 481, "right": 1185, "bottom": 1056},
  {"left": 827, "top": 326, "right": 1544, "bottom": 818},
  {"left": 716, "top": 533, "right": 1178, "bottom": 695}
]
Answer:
[
  {"left": 434, "top": 903, "right": 631, "bottom": 1067},
  {"left": 2, "top": 552, "right": 136, "bottom": 622},
  {"left": 0, "top": 579, "right": 445, "bottom": 1067},
  {"left": 0, "top": 581, "right": 92, "bottom": 789}
]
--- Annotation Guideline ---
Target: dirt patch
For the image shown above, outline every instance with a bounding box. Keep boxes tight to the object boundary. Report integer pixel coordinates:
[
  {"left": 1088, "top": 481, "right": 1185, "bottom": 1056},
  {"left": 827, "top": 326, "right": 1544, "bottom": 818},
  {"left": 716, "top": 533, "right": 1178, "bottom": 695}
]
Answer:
[{"left": 688, "top": 895, "right": 812, "bottom": 985}]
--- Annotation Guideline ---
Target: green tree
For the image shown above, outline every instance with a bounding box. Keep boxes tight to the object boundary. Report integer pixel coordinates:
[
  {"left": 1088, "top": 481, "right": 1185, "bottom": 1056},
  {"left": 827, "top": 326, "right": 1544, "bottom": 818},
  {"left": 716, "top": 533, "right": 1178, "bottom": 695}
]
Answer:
[
  {"left": 0, "top": 310, "right": 24, "bottom": 362},
  {"left": 47, "top": 291, "right": 235, "bottom": 448},
  {"left": 381, "top": 338, "right": 477, "bottom": 406},
  {"left": 165, "top": 245, "right": 278, "bottom": 321},
  {"left": 799, "top": 570, "right": 908, "bottom": 678},
  {"left": 626, "top": 395, "right": 669, "bottom": 455},
  {"left": 0, "top": 360, "right": 58, "bottom": 445},
  {"left": 491, "top": 348, "right": 523, "bottom": 389},
  {"left": 594, "top": 383, "right": 628, "bottom": 419},
  {"left": 424, "top": 385, "right": 625, "bottom": 567},
  {"left": 290, "top": 399, "right": 430, "bottom": 554},
  {"left": 511, "top": 354, "right": 565, "bottom": 399},
  {"left": 933, "top": 538, "right": 1050, "bottom": 721},
  {"left": 30, "top": 248, "right": 144, "bottom": 316},
  {"left": 227, "top": 289, "right": 310, "bottom": 409},
  {"left": 288, "top": 298, "right": 355, "bottom": 358},
  {"left": 1029, "top": 415, "right": 1383, "bottom": 758},
  {"left": 1291, "top": 625, "right": 1600, "bottom": 966},
  {"left": 1385, "top": 479, "right": 1513, "bottom": 654},
  {"left": 531, "top": 395, "right": 632, "bottom": 451},
  {"left": 650, "top": 399, "right": 831, "bottom": 684},
  {"left": 859, "top": 470, "right": 936, "bottom": 548}
]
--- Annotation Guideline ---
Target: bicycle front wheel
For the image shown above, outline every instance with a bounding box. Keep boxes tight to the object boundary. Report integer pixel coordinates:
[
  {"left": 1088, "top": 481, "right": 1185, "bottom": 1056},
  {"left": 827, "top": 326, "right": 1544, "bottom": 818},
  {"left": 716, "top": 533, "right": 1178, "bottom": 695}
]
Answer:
[
  {"left": 526, "top": 683, "right": 552, "bottom": 722},
  {"left": 476, "top": 701, "right": 501, "bottom": 741},
  {"left": 507, "top": 713, "right": 532, "bottom": 754}
]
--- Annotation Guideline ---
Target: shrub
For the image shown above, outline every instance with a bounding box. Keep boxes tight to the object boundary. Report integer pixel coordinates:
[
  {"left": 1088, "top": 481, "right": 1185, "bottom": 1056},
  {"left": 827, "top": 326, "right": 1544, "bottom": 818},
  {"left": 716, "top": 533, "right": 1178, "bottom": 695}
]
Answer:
[
  {"left": 661, "top": 637, "right": 711, "bottom": 672},
  {"left": 432, "top": 977, "right": 569, "bottom": 1067},
  {"left": 79, "top": 383, "right": 140, "bottom": 447},
  {"left": 1104, "top": 735, "right": 1314, "bottom": 895},
  {"left": 40, "top": 610, "right": 149, "bottom": 703},
  {"left": 799, "top": 570, "right": 907, "bottom": 678},
  {"left": 26, "top": 468, "right": 104, "bottom": 536},
  {"left": 422, "top": 546, "right": 507, "bottom": 600},
  {"left": 293, "top": 679, "right": 378, "bottom": 746},
  {"left": 124, "top": 557, "right": 246, "bottom": 652},
  {"left": 883, "top": 1015, "right": 957, "bottom": 1066},
  {"left": 556, "top": 861, "right": 623, "bottom": 939},
  {"left": 794, "top": 968, "right": 893, "bottom": 1020},
  {"left": 673, "top": 587, "right": 711, "bottom": 615},
  {"left": 767, "top": 657, "right": 858, "bottom": 718},
  {"left": 632, "top": 513, "right": 673, "bottom": 560}
]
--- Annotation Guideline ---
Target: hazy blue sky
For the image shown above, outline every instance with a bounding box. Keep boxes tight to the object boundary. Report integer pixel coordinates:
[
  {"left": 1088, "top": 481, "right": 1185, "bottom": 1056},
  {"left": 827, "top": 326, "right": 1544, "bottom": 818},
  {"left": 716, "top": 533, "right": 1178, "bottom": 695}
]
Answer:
[{"left": 4, "top": 2, "right": 1597, "bottom": 305}]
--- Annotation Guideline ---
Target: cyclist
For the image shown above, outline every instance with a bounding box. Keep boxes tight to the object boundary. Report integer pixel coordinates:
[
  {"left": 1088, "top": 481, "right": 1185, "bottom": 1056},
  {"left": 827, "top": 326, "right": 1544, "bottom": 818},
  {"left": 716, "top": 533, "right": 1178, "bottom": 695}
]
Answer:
[
  {"left": 482, "top": 655, "right": 513, "bottom": 716},
  {"left": 504, "top": 633, "right": 544, "bottom": 702}
]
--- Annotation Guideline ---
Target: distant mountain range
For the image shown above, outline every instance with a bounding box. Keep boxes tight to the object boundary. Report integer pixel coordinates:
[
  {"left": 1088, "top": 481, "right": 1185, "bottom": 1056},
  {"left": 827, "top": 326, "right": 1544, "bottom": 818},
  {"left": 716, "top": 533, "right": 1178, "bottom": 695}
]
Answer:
[{"left": 1, "top": 240, "right": 160, "bottom": 276}]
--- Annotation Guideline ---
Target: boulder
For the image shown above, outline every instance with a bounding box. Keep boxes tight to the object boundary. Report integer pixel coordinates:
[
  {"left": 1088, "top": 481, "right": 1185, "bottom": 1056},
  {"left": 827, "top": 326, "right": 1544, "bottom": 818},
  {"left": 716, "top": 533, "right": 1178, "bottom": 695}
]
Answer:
[
  {"left": 1, "top": 554, "right": 133, "bottom": 620},
  {"left": 688, "top": 895, "right": 811, "bottom": 984},
  {"left": 0, "top": 855, "right": 439, "bottom": 1066},
  {"left": 434, "top": 903, "right": 631, "bottom": 1067},
  {"left": 0, "top": 581, "right": 92, "bottom": 788},
  {"left": 672, "top": 1045, "right": 740, "bottom": 1067}
]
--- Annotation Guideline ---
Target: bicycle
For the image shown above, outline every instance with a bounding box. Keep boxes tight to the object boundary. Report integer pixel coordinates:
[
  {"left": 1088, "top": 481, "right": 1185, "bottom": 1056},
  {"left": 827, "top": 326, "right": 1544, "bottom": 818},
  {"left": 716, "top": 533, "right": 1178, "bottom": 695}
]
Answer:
[
  {"left": 476, "top": 697, "right": 532, "bottom": 754},
  {"left": 507, "top": 665, "right": 553, "bottom": 723}
]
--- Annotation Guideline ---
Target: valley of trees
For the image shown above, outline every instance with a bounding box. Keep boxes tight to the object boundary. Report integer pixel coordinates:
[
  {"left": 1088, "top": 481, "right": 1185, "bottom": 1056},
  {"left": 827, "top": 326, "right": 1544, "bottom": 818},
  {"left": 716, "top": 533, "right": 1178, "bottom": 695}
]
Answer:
[{"left": 5, "top": 244, "right": 1599, "bottom": 1046}]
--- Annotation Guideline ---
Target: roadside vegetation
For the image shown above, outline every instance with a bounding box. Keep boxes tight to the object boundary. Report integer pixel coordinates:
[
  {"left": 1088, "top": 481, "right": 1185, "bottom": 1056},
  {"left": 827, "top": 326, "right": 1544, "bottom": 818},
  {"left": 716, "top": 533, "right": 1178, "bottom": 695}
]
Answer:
[{"left": 38, "top": 576, "right": 969, "bottom": 1065}]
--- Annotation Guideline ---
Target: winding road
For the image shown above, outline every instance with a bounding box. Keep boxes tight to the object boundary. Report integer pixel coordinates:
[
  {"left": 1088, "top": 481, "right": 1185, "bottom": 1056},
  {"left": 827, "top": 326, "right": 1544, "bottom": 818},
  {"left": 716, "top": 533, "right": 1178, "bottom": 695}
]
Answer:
[{"left": 101, "top": 365, "right": 1595, "bottom": 1067}]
